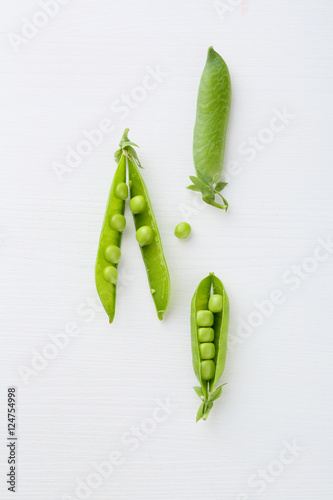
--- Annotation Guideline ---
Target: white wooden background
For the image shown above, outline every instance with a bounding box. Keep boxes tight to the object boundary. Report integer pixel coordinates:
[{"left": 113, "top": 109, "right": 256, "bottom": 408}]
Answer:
[{"left": 1, "top": 1, "right": 333, "bottom": 499}]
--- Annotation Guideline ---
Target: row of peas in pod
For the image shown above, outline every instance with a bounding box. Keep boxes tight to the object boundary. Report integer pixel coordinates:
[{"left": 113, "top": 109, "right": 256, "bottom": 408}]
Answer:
[
  {"left": 95, "top": 129, "right": 170, "bottom": 323},
  {"left": 196, "top": 292, "right": 223, "bottom": 381}
]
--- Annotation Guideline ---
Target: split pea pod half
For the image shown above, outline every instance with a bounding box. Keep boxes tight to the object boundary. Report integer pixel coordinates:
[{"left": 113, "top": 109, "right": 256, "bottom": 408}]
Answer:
[
  {"left": 187, "top": 47, "right": 231, "bottom": 210},
  {"left": 95, "top": 154, "right": 127, "bottom": 323},
  {"left": 127, "top": 134, "right": 170, "bottom": 320},
  {"left": 191, "top": 273, "right": 229, "bottom": 421}
]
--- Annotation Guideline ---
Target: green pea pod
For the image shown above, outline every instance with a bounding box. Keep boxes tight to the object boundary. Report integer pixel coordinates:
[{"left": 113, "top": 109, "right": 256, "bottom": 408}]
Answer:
[
  {"left": 95, "top": 154, "right": 126, "bottom": 323},
  {"left": 191, "top": 273, "right": 229, "bottom": 421},
  {"left": 187, "top": 47, "right": 231, "bottom": 210},
  {"left": 127, "top": 142, "right": 170, "bottom": 320}
]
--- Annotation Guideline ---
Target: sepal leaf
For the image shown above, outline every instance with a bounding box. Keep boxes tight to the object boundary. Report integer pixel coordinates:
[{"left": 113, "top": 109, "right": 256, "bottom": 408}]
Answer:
[
  {"left": 114, "top": 149, "right": 122, "bottom": 163},
  {"left": 196, "top": 403, "right": 205, "bottom": 422},
  {"left": 193, "top": 386, "right": 204, "bottom": 399},
  {"left": 189, "top": 175, "right": 212, "bottom": 195},
  {"left": 186, "top": 184, "right": 201, "bottom": 192},
  {"left": 120, "top": 140, "right": 139, "bottom": 149},
  {"left": 116, "top": 129, "right": 143, "bottom": 168},
  {"left": 208, "top": 383, "right": 226, "bottom": 402},
  {"left": 215, "top": 182, "right": 228, "bottom": 192},
  {"left": 187, "top": 176, "right": 228, "bottom": 211}
]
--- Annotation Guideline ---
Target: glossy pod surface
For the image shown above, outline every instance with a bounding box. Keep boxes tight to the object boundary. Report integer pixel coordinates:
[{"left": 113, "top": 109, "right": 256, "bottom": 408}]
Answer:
[
  {"left": 188, "top": 47, "right": 231, "bottom": 210},
  {"left": 191, "top": 273, "right": 229, "bottom": 421},
  {"left": 95, "top": 155, "right": 126, "bottom": 323},
  {"left": 128, "top": 156, "right": 170, "bottom": 320}
]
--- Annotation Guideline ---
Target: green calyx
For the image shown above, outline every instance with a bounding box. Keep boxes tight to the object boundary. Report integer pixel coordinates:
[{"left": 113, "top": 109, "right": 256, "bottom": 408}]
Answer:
[
  {"left": 194, "top": 384, "right": 227, "bottom": 422},
  {"left": 114, "top": 128, "right": 142, "bottom": 169},
  {"left": 187, "top": 175, "right": 228, "bottom": 210}
]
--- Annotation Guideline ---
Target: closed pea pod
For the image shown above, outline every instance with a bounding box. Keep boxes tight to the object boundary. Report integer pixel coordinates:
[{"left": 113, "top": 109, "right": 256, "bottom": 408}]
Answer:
[
  {"left": 95, "top": 154, "right": 126, "bottom": 323},
  {"left": 187, "top": 47, "right": 231, "bottom": 210},
  {"left": 191, "top": 273, "right": 229, "bottom": 421}
]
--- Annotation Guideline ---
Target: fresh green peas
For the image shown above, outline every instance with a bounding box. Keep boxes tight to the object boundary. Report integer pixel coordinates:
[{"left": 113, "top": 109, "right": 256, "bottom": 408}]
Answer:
[
  {"left": 201, "top": 360, "right": 216, "bottom": 380},
  {"left": 198, "top": 327, "right": 214, "bottom": 342},
  {"left": 196, "top": 310, "right": 214, "bottom": 327},
  {"left": 136, "top": 226, "right": 153, "bottom": 247},
  {"left": 104, "top": 245, "right": 121, "bottom": 264},
  {"left": 109, "top": 213, "right": 126, "bottom": 232},
  {"left": 208, "top": 294, "right": 223, "bottom": 313},
  {"left": 103, "top": 266, "right": 118, "bottom": 284},
  {"left": 191, "top": 273, "right": 229, "bottom": 421},
  {"left": 174, "top": 222, "right": 191, "bottom": 239},
  {"left": 130, "top": 195, "right": 146, "bottom": 214},
  {"left": 115, "top": 182, "right": 128, "bottom": 200},
  {"left": 187, "top": 47, "right": 231, "bottom": 211},
  {"left": 200, "top": 343, "right": 216, "bottom": 359}
]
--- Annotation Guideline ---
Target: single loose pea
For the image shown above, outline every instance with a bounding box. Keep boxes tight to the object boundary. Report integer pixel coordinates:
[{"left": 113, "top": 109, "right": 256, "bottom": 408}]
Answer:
[
  {"left": 136, "top": 225, "right": 153, "bottom": 247},
  {"left": 197, "top": 310, "right": 214, "bottom": 327},
  {"left": 201, "top": 360, "right": 215, "bottom": 380},
  {"left": 200, "top": 343, "right": 216, "bottom": 360},
  {"left": 174, "top": 222, "right": 191, "bottom": 239},
  {"left": 130, "top": 195, "right": 146, "bottom": 214},
  {"left": 198, "top": 327, "right": 214, "bottom": 342},
  {"left": 103, "top": 266, "right": 118, "bottom": 284},
  {"left": 208, "top": 294, "right": 223, "bottom": 313},
  {"left": 109, "top": 214, "right": 126, "bottom": 232},
  {"left": 115, "top": 182, "right": 128, "bottom": 200},
  {"left": 104, "top": 245, "right": 121, "bottom": 264}
]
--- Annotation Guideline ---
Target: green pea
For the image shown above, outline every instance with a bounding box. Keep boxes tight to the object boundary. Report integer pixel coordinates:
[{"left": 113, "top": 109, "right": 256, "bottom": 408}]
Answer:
[
  {"left": 104, "top": 245, "right": 121, "bottom": 264},
  {"left": 200, "top": 343, "right": 216, "bottom": 360},
  {"left": 196, "top": 310, "right": 214, "bottom": 327},
  {"left": 130, "top": 195, "right": 146, "bottom": 214},
  {"left": 103, "top": 266, "right": 118, "bottom": 284},
  {"left": 109, "top": 213, "right": 126, "bottom": 232},
  {"left": 136, "top": 226, "right": 153, "bottom": 247},
  {"left": 198, "top": 327, "right": 214, "bottom": 342},
  {"left": 115, "top": 182, "right": 128, "bottom": 200},
  {"left": 174, "top": 222, "right": 191, "bottom": 239},
  {"left": 208, "top": 294, "right": 223, "bottom": 313},
  {"left": 201, "top": 360, "right": 215, "bottom": 380}
]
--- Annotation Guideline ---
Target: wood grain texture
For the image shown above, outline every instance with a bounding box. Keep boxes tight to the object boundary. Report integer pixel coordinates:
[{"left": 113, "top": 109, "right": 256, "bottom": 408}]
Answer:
[{"left": 0, "top": 0, "right": 333, "bottom": 498}]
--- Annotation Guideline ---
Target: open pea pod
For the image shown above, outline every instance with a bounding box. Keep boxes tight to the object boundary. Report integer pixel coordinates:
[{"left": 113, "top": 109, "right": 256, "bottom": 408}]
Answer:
[
  {"left": 187, "top": 47, "right": 231, "bottom": 210},
  {"left": 191, "top": 273, "right": 229, "bottom": 422},
  {"left": 96, "top": 129, "right": 170, "bottom": 323},
  {"left": 127, "top": 145, "right": 170, "bottom": 320},
  {"left": 95, "top": 155, "right": 126, "bottom": 323}
]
